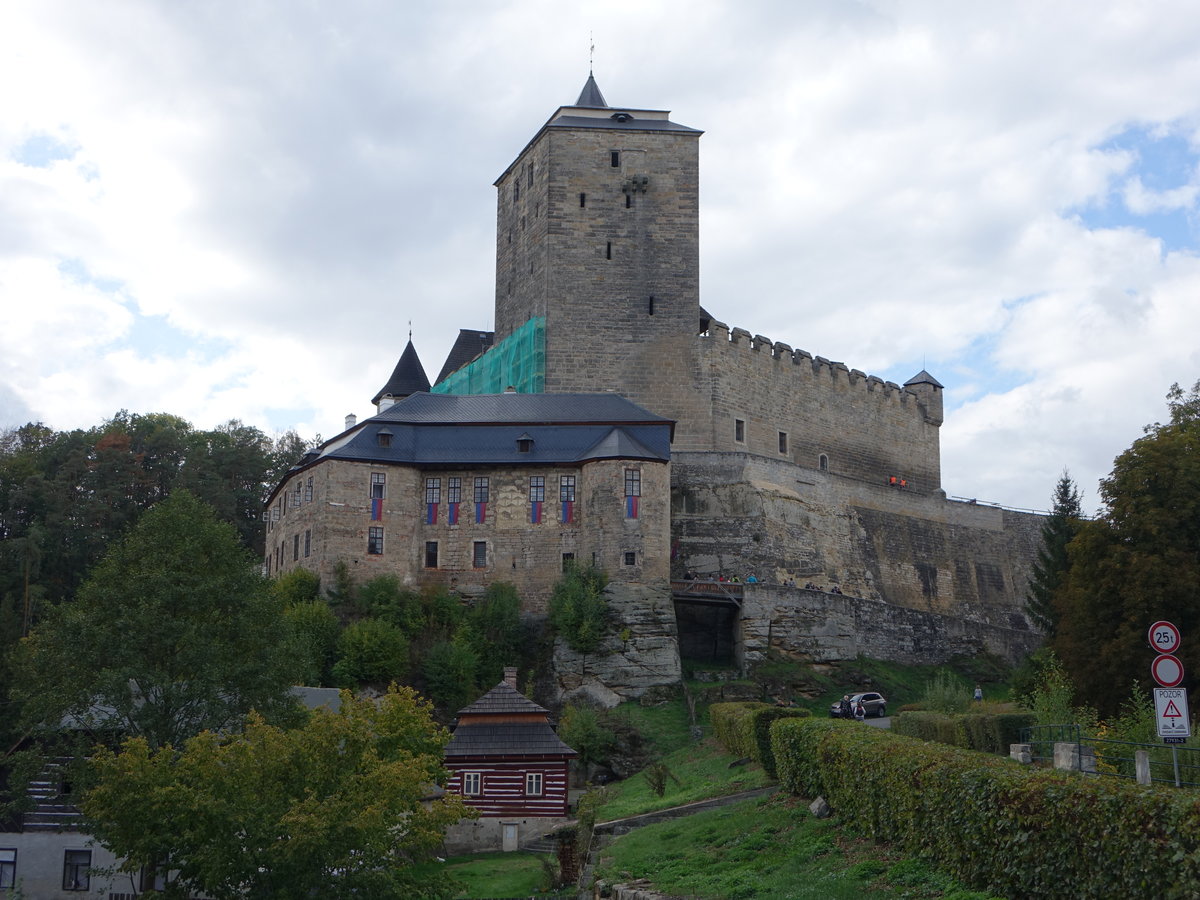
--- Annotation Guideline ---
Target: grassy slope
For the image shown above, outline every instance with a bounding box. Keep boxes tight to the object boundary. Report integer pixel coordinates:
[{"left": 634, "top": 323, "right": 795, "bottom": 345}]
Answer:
[{"left": 409, "top": 851, "right": 556, "bottom": 899}]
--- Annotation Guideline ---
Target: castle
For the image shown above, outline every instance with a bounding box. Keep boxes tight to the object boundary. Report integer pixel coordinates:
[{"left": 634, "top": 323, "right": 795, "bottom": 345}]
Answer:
[{"left": 266, "top": 74, "right": 1044, "bottom": 671}]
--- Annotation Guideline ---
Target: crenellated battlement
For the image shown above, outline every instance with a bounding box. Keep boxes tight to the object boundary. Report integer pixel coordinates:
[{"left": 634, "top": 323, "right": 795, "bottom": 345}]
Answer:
[{"left": 702, "top": 320, "right": 919, "bottom": 408}]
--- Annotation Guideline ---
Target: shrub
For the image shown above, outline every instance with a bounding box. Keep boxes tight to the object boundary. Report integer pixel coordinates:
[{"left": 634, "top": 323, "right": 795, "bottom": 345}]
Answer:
[
  {"left": 921, "top": 668, "right": 971, "bottom": 714},
  {"left": 892, "top": 710, "right": 1034, "bottom": 754},
  {"left": 557, "top": 705, "right": 617, "bottom": 770},
  {"left": 549, "top": 565, "right": 609, "bottom": 653},
  {"left": 356, "top": 575, "right": 422, "bottom": 633},
  {"left": 709, "top": 702, "right": 768, "bottom": 759},
  {"left": 749, "top": 707, "right": 811, "bottom": 777},
  {"left": 421, "top": 640, "right": 479, "bottom": 713},
  {"left": 283, "top": 600, "right": 341, "bottom": 686},
  {"left": 331, "top": 618, "right": 409, "bottom": 687},
  {"left": 769, "top": 716, "right": 1200, "bottom": 898},
  {"left": 270, "top": 568, "right": 321, "bottom": 607}
]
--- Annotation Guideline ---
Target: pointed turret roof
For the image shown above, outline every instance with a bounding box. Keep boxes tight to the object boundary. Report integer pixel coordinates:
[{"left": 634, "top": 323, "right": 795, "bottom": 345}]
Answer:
[
  {"left": 575, "top": 73, "right": 608, "bottom": 108},
  {"left": 904, "top": 369, "right": 944, "bottom": 389},
  {"left": 372, "top": 340, "right": 431, "bottom": 406}
]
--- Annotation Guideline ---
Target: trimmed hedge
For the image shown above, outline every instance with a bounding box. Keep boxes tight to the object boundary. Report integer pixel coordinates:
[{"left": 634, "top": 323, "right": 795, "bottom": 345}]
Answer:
[
  {"left": 891, "top": 710, "right": 1034, "bottom": 755},
  {"left": 770, "top": 717, "right": 1200, "bottom": 899},
  {"left": 710, "top": 702, "right": 810, "bottom": 776}
]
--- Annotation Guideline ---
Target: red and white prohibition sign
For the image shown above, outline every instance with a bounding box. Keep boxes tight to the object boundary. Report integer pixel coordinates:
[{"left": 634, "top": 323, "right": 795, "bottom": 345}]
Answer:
[{"left": 1152, "top": 653, "right": 1186, "bottom": 688}]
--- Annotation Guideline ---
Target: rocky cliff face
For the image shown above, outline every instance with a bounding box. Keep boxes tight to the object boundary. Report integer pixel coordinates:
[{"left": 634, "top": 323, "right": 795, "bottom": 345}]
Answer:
[{"left": 553, "top": 582, "right": 682, "bottom": 707}]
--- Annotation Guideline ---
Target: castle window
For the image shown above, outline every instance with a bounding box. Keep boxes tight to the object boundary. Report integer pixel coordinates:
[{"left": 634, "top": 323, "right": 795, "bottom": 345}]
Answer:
[
  {"left": 305, "top": 476, "right": 313, "bottom": 502},
  {"left": 648, "top": 296, "right": 654, "bottom": 316},
  {"left": 516, "top": 433, "right": 534, "bottom": 453},
  {"left": 425, "top": 478, "right": 441, "bottom": 504},
  {"left": 425, "top": 541, "right": 438, "bottom": 569},
  {"left": 293, "top": 534, "right": 299, "bottom": 562},
  {"left": 525, "top": 771, "right": 543, "bottom": 795},
  {"left": 735, "top": 419, "right": 745, "bottom": 443},
  {"left": 624, "top": 551, "right": 637, "bottom": 566},
  {"left": 606, "top": 241, "right": 612, "bottom": 259},
  {"left": 819, "top": 454, "right": 829, "bottom": 472},
  {"left": 562, "top": 552, "right": 575, "bottom": 572},
  {"left": 63, "top": 849, "right": 91, "bottom": 891},
  {"left": 448, "top": 477, "right": 462, "bottom": 504},
  {"left": 293, "top": 484, "right": 302, "bottom": 507},
  {"left": 527, "top": 163, "right": 534, "bottom": 187},
  {"left": 370, "top": 472, "right": 386, "bottom": 500},
  {"left": 626, "top": 193, "right": 632, "bottom": 208},
  {"left": 367, "top": 527, "right": 384, "bottom": 555},
  {"left": 377, "top": 429, "right": 392, "bottom": 448},
  {"left": 611, "top": 150, "right": 620, "bottom": 167},
  {"left": 281, "top": 493, "right": 287, "bottom": 515},
  {"left": 462, "top": 771, "right": 481, "bottom": 795},
  {"left": 473, "top": 541, "right": 487, "bottom": 568},
  {"left": 560, "top": 475, "right": 576, "bottom": 503},
  {"left": 580, "top": 193, "right": 586, "bottom": 208},
  {"left": 778, "top": 432, "right": 789, "bottom": 455},
  {"left": 474, "top": 478, "right": 490, "bottom": 504},
  {"left": 529, "top": 476, "right": 545, "bottom": 503},
  {"left": 625, "top": 468, "right": 641, "bottom": 519},
  {"left": 304, "top": 529, "right": 311, "bottom": 557},
  {"left": 514, "top": 180, "right": 520, "bottom": 202}
]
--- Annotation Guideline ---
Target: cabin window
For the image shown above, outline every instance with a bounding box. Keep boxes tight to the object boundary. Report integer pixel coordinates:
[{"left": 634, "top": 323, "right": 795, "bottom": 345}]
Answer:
[
  {"left": 0, "top": 849, "right": 16, "bottom": 890},
  {"left": 367, "top": 527, "right": 384, "bottom": 555},
  {"left": 526, "top": 771, "right": 543, "bottom": 796},
  {"left": 462, "top": 772, "right": 482, "bottom": 795},
  {"left": 63, "top": 850, "right": 91, "bottom": 891}
]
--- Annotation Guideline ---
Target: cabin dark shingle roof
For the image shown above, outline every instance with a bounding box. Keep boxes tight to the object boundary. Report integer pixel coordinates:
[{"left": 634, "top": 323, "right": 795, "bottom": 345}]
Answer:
[
  {"left": 444, "top": 680, "right": 577, "bottom": 759},
  {"left": 456, "top": 680, "right": 548, "bottom": 715}
]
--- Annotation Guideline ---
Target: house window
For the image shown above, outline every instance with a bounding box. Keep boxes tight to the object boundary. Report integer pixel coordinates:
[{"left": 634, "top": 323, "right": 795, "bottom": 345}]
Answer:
[
  {"left": 526, "top": 771, "right": 543, "bottom": 795},
  {"left": 367, "top": 527, "right": 384, "bottom": 555},
  {"left": 611, "top": 150, "right": 620, "bottom": 167},
  {"left": 448, "top": 477, "right": 462, "bottom": 503},
  {"left": 819, "top": 454, "right": 829, "bottom": 472},
  {"left": 425, "top": 478, "right": 441, "bottom": 504},
  {"left": 529, "top": 476, "right": 545, "bottom": 503},
  {"left": 734, "top": 419, "right": 745, "bottom": 443},
  {"left": 63, "top": 850, "right": 91, "bottom": 891},
  {"left": 425, "top": 541, "right": 438, "bottom": 569},
  {"left": 305, "top": 476, "right": 313, "bottom": 502},
  {"left": 304, "top": 529, "right": 311, "bottom": 558},
  {"left": 473, "top": 541, "right": 487, "bottom": 568},
  {"left": 293, "top": 534, "right": 299, "bottom": 561},
  {"left": 624, "top": 551, "right": 637, "bottom": 566},
  {"left": 474, "top": 478, "right": 489, "bottom": 504},
  {"left": 778, "top": 432, "right": 788, "bottom": 455},
  {"left": 0, "top": 849, "right": 15, "bottom": 889},
  {"left": 462, "top": 772, "right": 482, "bottom": 795},
  {"left": 371, "top": 472, "right": 386, "bottom": 499}
]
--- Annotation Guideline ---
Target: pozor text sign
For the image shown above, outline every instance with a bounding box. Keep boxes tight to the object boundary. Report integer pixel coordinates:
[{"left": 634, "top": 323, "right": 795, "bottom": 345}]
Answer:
[
  {"left": 1155, "top": 687, "right": 1192, "bottom": 741},
  {"left": 1149, "top": 620, "right": 1182, "bottom": 655}
]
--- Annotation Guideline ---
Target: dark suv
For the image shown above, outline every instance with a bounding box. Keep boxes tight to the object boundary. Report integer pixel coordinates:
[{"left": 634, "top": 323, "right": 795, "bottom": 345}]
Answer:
[{"left": 829, "top": 691, "right": 887, "bottom": 718}]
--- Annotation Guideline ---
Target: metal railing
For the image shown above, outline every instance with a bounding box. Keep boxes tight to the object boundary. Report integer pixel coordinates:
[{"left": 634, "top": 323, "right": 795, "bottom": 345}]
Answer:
[{"left": 1020, "top": 723, "right": 1200, "bottom": 788}]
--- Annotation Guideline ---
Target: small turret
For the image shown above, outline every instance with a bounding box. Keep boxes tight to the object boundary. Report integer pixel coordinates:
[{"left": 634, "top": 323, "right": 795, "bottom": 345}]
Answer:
[
  {"left": 904, "top": 370, "right": 944, "bottom": 426},
  {"left": 373, "top": 339, "right": 431, "bottom": 412}
]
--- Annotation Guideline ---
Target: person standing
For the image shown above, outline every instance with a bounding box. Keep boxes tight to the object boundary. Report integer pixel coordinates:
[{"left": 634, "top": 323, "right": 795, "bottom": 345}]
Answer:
[{"left": 973, "top": 684, "right": 983, "bottom": 703}]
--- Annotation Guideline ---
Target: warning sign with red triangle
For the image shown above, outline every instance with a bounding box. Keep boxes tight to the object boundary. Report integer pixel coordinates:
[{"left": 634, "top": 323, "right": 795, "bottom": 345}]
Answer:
[{"left": 1155, "top": 688, "right": 1191, "bottom": 739}]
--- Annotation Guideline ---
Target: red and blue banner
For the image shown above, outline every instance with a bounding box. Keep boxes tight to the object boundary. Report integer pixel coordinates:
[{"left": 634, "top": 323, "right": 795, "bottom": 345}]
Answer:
[
  {"left": 448, "top": 503, "right": 459, "bottom": 525},
  {"left": 426, "top": 503, "right": 438, "bottom": 525},
  {"left": 531, "top": 501, "right": 542, "bottom": 524},
  {"left": 626, "top": 496, "right": 639, "bottom": 519},
  {"left": 475, "top": 502, "right": 487, "bottom": 524},
  {"left": 371, "top": 498, "right": 383, "bottom": 521},
  {"left": 561, "top": 501, "right": 573, "bottom": 524}
]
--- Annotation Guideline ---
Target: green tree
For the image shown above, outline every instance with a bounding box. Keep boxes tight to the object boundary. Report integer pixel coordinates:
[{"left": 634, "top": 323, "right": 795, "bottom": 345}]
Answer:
[
  {"left": 462, "top": 582, "right": 524, "bottom": 686},
  {"left": 284, "top": 601, "right": 341, "bottom": 686},
  {"left": 422, "top": 640, "right": 479, "bottom": 713},
  {"left": 1025, "top": 470, "right": 1083, "bottom": 637},
  {"left": 270, "top": 567, "right": 322, "bottom": 607},
  {"left": 548, "top": 565, "right": 609, "bottom": 653},
  {"left": 82, "top": 687, "right": 470, "bottom": 900},
  {"left": 12, "top": 490, "right": 297, "bottom": 749},
  {"left": 1052, "top": 381, "right": 1200, "bottom": 715},
  {"left": 556, "top": 704, "right": 616, "bottom": 770},
  {"left": 332, "top": 618, "right": 409, "bottom": 687}
]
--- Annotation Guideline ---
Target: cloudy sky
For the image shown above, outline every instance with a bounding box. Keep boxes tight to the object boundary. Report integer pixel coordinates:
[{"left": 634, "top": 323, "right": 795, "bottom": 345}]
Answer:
[{"left": 3, "top": 1, "right": 1200, "bottom": 513}]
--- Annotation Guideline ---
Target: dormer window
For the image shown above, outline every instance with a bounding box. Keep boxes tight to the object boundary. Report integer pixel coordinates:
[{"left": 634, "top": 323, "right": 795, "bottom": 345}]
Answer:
[
  {"left": 611, "top": 112, "right": 634, "bottom": 123},
  {"left": 516, "top": 432, "right": 534, "bottom": 453},
  {"left": 377, "top": 428, "right": 393, "bottom": 448}
]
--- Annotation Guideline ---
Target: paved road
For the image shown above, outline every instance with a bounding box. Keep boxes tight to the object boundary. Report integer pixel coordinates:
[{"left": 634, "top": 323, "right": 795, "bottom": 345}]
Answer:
[{"left": 863, "top": 715, "right": 891, "bottom": 729}]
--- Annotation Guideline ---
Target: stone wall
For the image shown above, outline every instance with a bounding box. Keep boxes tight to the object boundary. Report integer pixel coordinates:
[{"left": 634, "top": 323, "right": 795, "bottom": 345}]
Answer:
[
  {"left": 672, "top": 451, "right": 1043, "bottom": 638},
  {"left": 268, "top": 457, "right": 670, "bottom": 613},
  {"left": 737, "top": 584, "right": 1041, "bottom": 669}
]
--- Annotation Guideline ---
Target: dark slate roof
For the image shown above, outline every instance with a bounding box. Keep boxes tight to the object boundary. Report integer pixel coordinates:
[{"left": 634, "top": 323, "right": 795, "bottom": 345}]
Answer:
[
  {"left": 546, "top": 114, "right": 702, "bottom": 135},
  {"left": 373, "top": 340, "right": 432, "bottom": 406},
  {"left": 904, "top": 369, "right": 944, "bottom": 389},
  {"left": 457, "top": 680, "right": 549, "bottom": 716},
  {"left": 576, "top": 73, "right": 608, "bottom": 108},
  {"left": 436, "top": 329, "right": 495, "bottom": 385},
  {"left": 375, "top": 392, "right": 672, "bottom": 426},
  {"left": 444, "top": 722, "right": 577, "bottom": 758}
]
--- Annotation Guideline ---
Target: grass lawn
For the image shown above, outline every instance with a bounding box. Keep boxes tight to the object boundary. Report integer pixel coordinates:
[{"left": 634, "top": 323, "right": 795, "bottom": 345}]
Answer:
[
  {"left": 408, "top": 851, "right": 557, "bottom": 898},
  {"left": 595, "top": 793, "right": 1001, "bottom": 900},
  {"left": 596, "top": 737, "right": 771, "bottom": 822}
]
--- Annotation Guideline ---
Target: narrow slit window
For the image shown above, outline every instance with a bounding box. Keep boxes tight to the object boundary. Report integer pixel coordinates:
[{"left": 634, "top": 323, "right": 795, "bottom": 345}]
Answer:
[
  {"left": 625, "top": 193, "right": 632, "bottom": 208},
  {"left": 611, "top": 150, "right": 620, "bottom": 167},
  {"left": 648, "top": 296, "right": 655, "bottom": 316},
  {"left": 580, "top": 192, "right": 586, "bottom": 208},
  {"left": 779, "top": 432, "right": 789, "bottom": 455},
  {"left": 819, "top": 454, "right": 829, "bottom": 472},
  {"left": 606, "top": 241, "right": 612, "bottom": 259},
  {"left": 735, "top": 419, "right": 745, "bottom": 443}
]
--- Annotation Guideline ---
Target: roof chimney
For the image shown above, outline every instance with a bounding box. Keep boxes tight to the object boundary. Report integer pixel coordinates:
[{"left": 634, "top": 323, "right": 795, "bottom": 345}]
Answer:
[
  {"left": 345, "top": 413, "right": 357, "bottom": 431},
  {"left": 503, "top": 667, "right": 518, "bottom": 689}
]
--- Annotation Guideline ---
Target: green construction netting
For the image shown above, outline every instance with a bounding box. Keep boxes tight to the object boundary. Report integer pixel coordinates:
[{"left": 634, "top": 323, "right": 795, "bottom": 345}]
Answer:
[{"left": 432, "top": 316, "right": 545, "bottom": 395}]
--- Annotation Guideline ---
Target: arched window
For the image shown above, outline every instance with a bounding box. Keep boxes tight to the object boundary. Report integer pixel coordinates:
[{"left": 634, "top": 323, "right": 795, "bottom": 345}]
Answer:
[{"left": 819, "top": 454, "right": 829, "bottom": 472}]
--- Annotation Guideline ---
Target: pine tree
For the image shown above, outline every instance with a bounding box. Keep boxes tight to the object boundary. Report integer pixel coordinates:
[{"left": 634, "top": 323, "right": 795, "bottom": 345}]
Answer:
[{"left": 1025, "top": 471, "right": 1083, "bottom": 637}]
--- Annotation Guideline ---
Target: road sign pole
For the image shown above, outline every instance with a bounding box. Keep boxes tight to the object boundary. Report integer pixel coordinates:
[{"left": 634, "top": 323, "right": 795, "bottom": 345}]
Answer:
[{"left": 1174, "top": 747, "right": 1182, "bottom": 788}]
